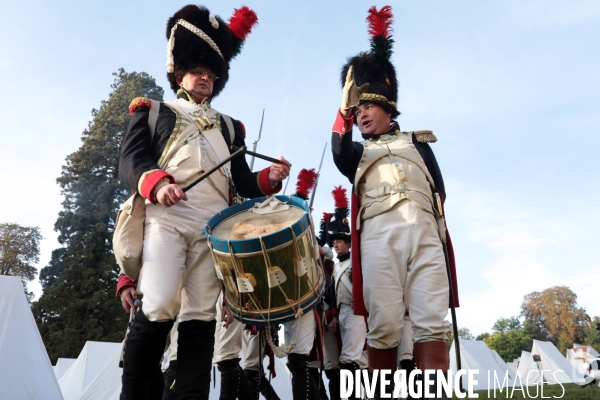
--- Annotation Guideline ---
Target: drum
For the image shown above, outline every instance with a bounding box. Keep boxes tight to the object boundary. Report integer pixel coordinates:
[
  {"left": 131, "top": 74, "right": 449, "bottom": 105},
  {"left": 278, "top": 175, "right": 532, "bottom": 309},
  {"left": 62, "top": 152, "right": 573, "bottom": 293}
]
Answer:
[{"left": 205, "top": 195, "right": 324, "bottom": 326}]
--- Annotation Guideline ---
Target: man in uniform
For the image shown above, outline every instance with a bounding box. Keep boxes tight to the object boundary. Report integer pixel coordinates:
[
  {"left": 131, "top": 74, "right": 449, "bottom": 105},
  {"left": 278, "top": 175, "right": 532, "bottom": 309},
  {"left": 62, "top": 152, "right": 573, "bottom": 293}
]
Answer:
[
  {"left": 326, "top": 187, "right": 368, "bottom": 384},
  {"left": 118, "top": 5, "right": 290, "bottom": 399},
  {"left": 330, "top": 5, "right": 458, "bottom": 398}
]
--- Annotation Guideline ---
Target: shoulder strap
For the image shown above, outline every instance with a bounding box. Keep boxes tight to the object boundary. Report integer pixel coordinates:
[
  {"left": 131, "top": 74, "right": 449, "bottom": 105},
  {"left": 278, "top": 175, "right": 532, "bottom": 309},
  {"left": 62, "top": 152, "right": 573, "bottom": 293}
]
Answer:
[
  {"left": 221, "top": 114, "right": 236, "bottom": 145},
  {"left": 148, "top": 99, "right": 160, "bottom": 139}
]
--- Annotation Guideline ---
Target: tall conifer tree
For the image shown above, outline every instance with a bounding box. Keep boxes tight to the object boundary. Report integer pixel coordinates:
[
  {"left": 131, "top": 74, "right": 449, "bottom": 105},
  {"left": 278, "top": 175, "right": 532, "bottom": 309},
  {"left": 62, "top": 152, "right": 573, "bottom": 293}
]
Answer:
[{"left": 33, "top": 69, "right": 164, "bottom": 362}]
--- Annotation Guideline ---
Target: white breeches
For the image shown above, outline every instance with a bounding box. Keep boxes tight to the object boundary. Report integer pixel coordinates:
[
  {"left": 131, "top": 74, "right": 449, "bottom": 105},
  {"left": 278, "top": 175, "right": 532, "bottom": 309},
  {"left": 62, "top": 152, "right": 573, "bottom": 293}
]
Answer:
[
  {"left": 284, "top": 311, "right": 316, "bottom": 356},
  {"left": 398, "top": 314, "right": 414, "bottom": 362},
  {"left": 360, "top": 200, "right": 450, "bottom": 349},
  {"left": 138, "top": 181, "right": 226, "bottom": 322},
  {"left": 323, "top": 330, "right": 340, "bottom": 370},
  {"left": 214, "top": 299, "right": 244, "bottom": 363},
  {"left": 242, "top": 329, "right": 264, "bottom": 371},
  {"left": 339, "top": 304, "right": 367, "bottom": 368}
]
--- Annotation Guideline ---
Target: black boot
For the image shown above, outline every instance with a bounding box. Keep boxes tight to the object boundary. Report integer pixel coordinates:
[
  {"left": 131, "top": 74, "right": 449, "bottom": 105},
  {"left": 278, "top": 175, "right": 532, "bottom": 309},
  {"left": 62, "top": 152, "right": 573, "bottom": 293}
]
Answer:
[
  {"left": 120, "top": 307, "right": 174, "bottom": 400},
  {"left": 287, "top": 354, "right": 320, "bottom": 400},
  {"left": 244, "top": 369, "right": 260, "bottom": 400},
  {"left": 173, "top": 319, "right": 216, "bottom": 400},
  {"left": 339, "top": 363, "right": 362, "bottom": 399},
  {"left": 217, "top": 358, "right": 254, "bottom": 400},
  {"left": 309, "top": 368, "right": 328, "bottom": 400},
  {"left": 324, "top": 369, "right": 340, "bottom": 400},
  {"left": 399, "top": 359, "right": 417, "bottom": 400},
  {"left": 162, "top": 360, "right": 177, "bottom": 400},
  {"left": 245, "top": 369, "right": 282, "bottom": 400}
]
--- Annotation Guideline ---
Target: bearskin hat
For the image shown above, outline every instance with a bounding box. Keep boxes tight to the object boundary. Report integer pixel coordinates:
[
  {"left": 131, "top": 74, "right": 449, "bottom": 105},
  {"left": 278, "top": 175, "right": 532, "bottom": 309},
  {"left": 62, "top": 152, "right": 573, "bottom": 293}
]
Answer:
[
  {"left": 326, "top": 186, "right": 351, "bottom": 246},
  {"left": 340, "top": 5, "right": 400, "bottom": 118},
  {"left": 166, "top": 5, "right": 258, "bottom": 98}
]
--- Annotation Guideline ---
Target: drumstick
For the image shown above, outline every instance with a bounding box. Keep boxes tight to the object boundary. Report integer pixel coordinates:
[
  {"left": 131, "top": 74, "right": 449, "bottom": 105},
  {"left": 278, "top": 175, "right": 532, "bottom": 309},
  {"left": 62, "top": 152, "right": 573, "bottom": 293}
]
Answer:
[
  {"left": 182, "top": 146, "right": 246, "bottom": 193},
  {"left": 230, "top": 145, "right": 292, "bottom": 168}
]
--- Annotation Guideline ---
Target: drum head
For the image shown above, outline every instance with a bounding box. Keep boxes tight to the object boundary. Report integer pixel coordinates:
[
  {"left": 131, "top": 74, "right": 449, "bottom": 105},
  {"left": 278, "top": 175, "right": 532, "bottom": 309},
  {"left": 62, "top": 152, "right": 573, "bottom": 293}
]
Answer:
[{"left": 211, "top": 206, "right": 305, "bottom": 241}]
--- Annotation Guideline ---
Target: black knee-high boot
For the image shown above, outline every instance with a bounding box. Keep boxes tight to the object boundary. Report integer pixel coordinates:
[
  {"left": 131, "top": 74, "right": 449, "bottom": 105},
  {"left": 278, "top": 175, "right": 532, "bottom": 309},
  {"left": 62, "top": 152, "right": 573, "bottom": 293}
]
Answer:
[
  {"left": 162, "top": 360, "right": 177, "bottom": 400},
  {"left": 173, "top": 320, "right": 216, "bottom": 400},
  {"left": 324, "top": 369, "right": 340, "bottom": 400},
  {"left": 245, "top": 369, "right": 282, "bottom": 400},
  {"left": 309, "top": 368, "right": 329, "bottom": 400},
  {"left": 339, "top": 363, "right": 361, "bottom": 399},
  {"left": 287, "top": 354, "right": 320, "bottom": 400},
  {"left": 120, "top": 307, "right": 174, "bottom": 400},
  {"left": 217, "top": 358, "right": 254, "bottom": 400}
]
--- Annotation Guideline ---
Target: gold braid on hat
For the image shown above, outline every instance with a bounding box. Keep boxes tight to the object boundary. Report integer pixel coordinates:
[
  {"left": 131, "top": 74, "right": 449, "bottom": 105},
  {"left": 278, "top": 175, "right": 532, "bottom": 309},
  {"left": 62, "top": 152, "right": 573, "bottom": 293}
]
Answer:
[{"left": 360, "top": 93, "right": 397, "bottom": 110}]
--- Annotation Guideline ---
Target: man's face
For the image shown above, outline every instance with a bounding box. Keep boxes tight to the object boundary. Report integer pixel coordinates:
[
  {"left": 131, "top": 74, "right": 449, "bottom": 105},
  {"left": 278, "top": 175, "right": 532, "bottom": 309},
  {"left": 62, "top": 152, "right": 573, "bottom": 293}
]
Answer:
[
  {"left": 333, "top": 239, "right": 350, "bottom": 256},
  {"left": 355, "top": 102, "right": 392, "bottom": 135},
  {"left": 177, "top": 65, "right": 215, "bottom": 102}
]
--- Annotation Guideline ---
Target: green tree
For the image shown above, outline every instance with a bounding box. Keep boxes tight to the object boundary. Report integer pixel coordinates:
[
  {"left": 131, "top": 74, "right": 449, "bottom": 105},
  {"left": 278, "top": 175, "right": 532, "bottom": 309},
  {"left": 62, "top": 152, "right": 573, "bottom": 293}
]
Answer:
[
  {"left": 447, "top": 325, "right": 475, "bottom": 349},
  {"left": 476, "top": 332, "right": 490, "bottom": 341},
  {"left": 582, "top": 316, "right": 600, "bottom": 351},
  {"left": 521, "top": 286, "right": 587, "bottom": 353},
  {"left": 32, "top": 69, "right": 164, "bottom": 362},
  {"left": 0, "top": 223, "right": 42, "bottom": 301},
  {"left": 483, "top": 316, "right": 533, "bottom": 362}
]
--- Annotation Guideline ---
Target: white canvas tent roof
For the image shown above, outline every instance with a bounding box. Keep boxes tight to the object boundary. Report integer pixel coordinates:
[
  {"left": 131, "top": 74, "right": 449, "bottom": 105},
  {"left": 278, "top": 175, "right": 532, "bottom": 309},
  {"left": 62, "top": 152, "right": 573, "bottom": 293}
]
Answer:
[
  {"left": 449, "top": 339, "right": 518, "bottom": 391},
  {"left": 527, "top": 340, "right": 585, "bottom": 384},
  {"left": 0, "top": 276, "right": 63, "bottom": 399},
  {"left": 54, "top": 358, "right": 76, "bottom": 380},
  {"left": 58, "top": 341, "right": 121, "bottom": 400}
]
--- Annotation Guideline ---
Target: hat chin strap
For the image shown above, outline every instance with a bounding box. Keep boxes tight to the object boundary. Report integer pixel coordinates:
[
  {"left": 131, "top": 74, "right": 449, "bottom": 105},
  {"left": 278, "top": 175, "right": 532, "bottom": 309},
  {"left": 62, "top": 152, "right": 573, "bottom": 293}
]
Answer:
[{"left": 166, "top": 18, "right": 224, "bottom": 73}]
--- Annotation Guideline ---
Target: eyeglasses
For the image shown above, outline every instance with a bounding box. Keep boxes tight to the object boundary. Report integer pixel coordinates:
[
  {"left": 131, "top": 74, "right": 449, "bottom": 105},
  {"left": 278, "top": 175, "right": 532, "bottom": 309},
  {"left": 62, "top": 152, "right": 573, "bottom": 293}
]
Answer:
[{"left": 190, "top": 67, "right": 218, "bottom": 82}]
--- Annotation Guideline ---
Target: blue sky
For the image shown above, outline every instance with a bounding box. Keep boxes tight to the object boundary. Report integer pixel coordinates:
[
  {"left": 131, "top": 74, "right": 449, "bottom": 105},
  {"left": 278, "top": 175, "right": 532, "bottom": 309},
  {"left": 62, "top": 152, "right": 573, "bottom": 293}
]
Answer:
[{"left": 1, "top": 1, "right": 599, "bottom": 336}]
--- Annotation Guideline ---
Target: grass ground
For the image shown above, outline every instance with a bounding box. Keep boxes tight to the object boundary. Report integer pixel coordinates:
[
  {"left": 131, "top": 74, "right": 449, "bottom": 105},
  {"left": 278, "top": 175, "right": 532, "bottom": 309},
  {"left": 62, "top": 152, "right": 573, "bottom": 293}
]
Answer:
[{"left": 451, "top": 383, "right": 599, "bottom": 399}]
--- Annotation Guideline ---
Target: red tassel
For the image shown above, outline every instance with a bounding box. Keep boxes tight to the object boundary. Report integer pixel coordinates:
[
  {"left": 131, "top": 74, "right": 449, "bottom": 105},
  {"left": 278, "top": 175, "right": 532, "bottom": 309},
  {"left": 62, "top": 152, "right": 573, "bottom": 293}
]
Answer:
[
  {"left": 295, "top": 168, "right": 318, "bottom": 198},
  {"left": 332, "top": 186, "right": 348, "bottom": 209},
  {"left": 366, "top": 5, "right": 393, "bottom": 39},
  {"left": 228, "top": 6, "right": 258, "bottom": 41}
]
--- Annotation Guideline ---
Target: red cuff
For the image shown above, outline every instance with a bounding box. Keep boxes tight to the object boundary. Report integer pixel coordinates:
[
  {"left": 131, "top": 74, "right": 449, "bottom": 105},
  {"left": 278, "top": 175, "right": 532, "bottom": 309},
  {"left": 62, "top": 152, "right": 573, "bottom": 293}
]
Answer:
[
  {"left": 140, "top": 170, "right": 175, "bottom": 202},
  {"left": 258, "top": 167, "right": 281, "bottom": 195},
  {"left": 116, "top": 274, "right": 135, "bottom": 298},
  {"left": 325, "top": 308, "right": 340, "bottom": 321},
  {"left": 332, "top": 109, "right": 354, "bottom": 135}
]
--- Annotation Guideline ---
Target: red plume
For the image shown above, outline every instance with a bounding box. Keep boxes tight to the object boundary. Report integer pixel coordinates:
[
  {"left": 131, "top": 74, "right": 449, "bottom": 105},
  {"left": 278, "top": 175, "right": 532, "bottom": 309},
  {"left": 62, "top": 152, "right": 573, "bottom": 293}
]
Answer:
[
  {"left": 322, "top": 212, "right": 332, "bottom": 223},
  {"left": 295, "top": 168, "right": 318, "bottom": 198},
  {"left": 366, "top": 5, "right": 393, "bottom": 39},
  {"left": 332, "top": 186, "right": 348, "bottom": 209},
  {"left": 228, "top": 6, "right": 258, "bottom": 41}
]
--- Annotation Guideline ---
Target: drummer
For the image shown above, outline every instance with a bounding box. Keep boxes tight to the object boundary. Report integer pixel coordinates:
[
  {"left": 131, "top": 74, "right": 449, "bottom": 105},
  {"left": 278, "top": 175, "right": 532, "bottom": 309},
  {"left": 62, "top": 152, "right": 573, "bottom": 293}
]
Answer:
[{"left": 118, "top": 5, "right": 289, "bottom": 398}]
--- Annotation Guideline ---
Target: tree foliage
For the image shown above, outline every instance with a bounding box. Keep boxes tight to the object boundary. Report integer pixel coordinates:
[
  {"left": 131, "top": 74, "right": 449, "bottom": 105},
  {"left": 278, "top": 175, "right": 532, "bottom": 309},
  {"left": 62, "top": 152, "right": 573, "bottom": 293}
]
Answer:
[
  {"left": 484, "top": 316, "right": 533, "bottom": 362},
  {"left": 521, "top": 286, "right": 588, "bottom": 353},
  {"left": 32, "top": 69, "right": 164, "bottom": 362},
  {"left": 0, "top": 223, "right": 42, "bottom": 301}
]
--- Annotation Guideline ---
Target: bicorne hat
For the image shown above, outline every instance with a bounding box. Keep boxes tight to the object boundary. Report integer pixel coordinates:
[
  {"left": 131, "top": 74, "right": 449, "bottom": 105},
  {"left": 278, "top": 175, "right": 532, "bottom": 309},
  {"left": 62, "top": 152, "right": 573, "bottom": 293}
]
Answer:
[
  {"left": 166, "top": 5, "right": 258, "bottom": 98},
  {"left": 340, "top": 5, "right": 400, "bottom": 118}
]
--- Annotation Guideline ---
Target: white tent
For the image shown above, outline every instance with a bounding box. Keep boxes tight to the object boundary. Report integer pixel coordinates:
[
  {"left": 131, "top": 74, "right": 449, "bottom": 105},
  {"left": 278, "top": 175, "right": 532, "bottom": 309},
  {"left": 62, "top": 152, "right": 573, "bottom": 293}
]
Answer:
[
  {"left": 449, "top": 339, "right": 518, "bottom": 391},
  {"left": 515, "top": 350, "right": 542, "bottom": 385},
  {"left": 574, "top": 343, "right": 599, "bottom": 357},
  {"left": 54, "top": 358, "right": 77, "bottom": 380},
  {"left": 58, "top": 341, "right": 121, "bottom": 400},
  {"left": 0, "top": 276, "right": 63, "bottom": 399},
  {"left": 566, "top": 345, "right": 597, "bottom": 375},
  {"left": 79, "top": 343, "right": 123, "bottom": 399},
  {"left": 525, "top": 340, "right": 585, "bottom": 385}
]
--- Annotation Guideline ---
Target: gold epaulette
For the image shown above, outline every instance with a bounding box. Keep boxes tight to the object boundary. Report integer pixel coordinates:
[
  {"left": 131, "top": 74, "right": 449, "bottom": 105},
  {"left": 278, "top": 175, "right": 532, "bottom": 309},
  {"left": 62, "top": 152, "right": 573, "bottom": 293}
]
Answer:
[
  {"left": 413, "top": 130, "right": 437, "bottom": 143},
  {"left": 129, "top": 97, "right": 152, "bottom": 115}
]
